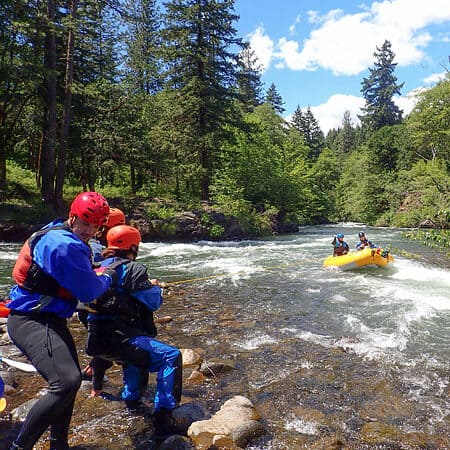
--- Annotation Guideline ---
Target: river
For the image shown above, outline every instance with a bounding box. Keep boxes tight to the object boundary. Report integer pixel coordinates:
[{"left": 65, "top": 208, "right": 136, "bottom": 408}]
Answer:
[{"left": 0, "top": 224, "right": 449, "bottom": 449}]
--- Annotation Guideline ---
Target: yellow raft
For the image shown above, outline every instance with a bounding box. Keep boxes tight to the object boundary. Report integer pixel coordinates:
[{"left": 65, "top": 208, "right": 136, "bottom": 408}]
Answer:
[{"left": 323, "top": 247, "right": 394, "bottom": 271}]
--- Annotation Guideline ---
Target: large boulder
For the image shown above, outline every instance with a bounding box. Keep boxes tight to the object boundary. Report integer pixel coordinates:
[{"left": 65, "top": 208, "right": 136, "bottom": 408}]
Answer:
[{"left": 187, "top": 395, "right": 264, "bottom": 449}]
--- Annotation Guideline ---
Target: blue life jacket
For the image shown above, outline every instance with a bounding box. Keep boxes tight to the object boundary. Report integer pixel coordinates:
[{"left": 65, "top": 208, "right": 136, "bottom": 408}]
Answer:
[
  {"left": 9, "top": 220, "right": 113, "bottom": 318},
  {"left": 88, "top": 257, "right": 162, "bottom": 337}
]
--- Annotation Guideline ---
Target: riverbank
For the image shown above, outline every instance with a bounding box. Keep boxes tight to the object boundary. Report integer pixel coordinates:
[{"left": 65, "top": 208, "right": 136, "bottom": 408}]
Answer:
[{"left": 0, "top": 197, "right": 300, "bottom": 243}]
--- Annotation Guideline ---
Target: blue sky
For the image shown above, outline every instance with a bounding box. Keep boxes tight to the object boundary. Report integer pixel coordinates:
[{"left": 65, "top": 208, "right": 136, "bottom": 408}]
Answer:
[{"left": 233, "top": 0, "right": 450, "bottom": 133}]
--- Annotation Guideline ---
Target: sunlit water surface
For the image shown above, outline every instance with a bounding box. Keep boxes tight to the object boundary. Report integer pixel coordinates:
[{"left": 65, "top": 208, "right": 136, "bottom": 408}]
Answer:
[{"left": 1, "top": 224, "right": 449, "bottom": 448}]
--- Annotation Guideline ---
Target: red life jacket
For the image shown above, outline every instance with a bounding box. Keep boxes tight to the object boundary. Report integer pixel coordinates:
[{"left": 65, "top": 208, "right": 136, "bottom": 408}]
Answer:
[
  {"left": 12, "top": 224, "right": 74, "bottom": 300},
  {"left": 0, "top": 301, "right": 10, "bottom": 318}
]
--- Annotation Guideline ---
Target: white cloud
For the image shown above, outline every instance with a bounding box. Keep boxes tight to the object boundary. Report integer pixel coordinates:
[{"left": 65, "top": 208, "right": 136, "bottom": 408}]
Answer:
[
  {"left": 301, "top": 89, "right": 421, "bottom": 134},
  {"left": 289, "top": 15, "right": 301, "bottom": 35},
  {"left": 307, "top": 94, "right": 365, "bottom": 134},
  {"left": 423, "top": 72, "right": 447, "bottom": 84},
  {"left": 249, "top": 0, "right": 450, "bottom": 76},
  {"left": 248, "top": 26, "right": 274, "bottom": 72}
]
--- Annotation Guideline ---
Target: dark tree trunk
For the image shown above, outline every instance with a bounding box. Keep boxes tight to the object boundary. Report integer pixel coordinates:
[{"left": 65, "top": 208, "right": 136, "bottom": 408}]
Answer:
[
  {"left": 41, "top": 0, "right": 57, "bottom": 210},
  {"left": 55, "top": 0, "right": 78, "bottom": 215}
]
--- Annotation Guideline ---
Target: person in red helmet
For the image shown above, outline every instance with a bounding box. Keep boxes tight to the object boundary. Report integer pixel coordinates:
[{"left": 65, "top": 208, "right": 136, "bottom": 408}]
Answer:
[
  {"left": 86, "top": 225, "right": 182, "bottom": 433},
  {"left": 89, "top": 207, "right": 126, "bottom": 263},
  {"left": 7, "top": 192, "right": 121, "bottom": 450},
  {"left": 81, "top": 207, "right": 148, "bottom": 399},
  {"left": 80, "top": 207, "right": 127, "bottom": 394}
]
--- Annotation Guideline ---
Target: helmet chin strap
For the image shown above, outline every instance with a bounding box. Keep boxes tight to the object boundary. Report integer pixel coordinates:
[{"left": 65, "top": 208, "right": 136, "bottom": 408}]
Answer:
[{"left": 67, "top": 215, "right": 76, "bottom": 228}]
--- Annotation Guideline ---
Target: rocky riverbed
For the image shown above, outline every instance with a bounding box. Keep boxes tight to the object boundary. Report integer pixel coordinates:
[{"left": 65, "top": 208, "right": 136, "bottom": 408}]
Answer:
[{"left": 1, "top": 282, "right": 449, "bottom": 449}]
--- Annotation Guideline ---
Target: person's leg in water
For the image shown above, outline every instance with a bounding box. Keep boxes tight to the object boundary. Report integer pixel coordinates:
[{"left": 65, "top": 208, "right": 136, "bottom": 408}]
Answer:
[
  {"left": 121, "top": 364, "right": 147, "bottom": 410},
  {"left": 7, "top": 313, "right": 82, "bottom": 450},
  {"left": 126, "top": 337, "right": 182, "bottom": 410},
  {"left": 90, "top": 356, "right": 113, "bottom": 396}
]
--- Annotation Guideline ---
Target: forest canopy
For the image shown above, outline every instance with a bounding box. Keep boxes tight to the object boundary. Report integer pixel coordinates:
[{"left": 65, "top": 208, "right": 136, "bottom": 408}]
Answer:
[{"left": 1, "top": 1, "right": 449, "bottom": 232}]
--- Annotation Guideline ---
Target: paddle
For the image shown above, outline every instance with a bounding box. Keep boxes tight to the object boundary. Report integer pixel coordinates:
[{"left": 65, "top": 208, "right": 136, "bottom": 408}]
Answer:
[{"left": 0, "top": 355, "right": 37, "bottom": 372}]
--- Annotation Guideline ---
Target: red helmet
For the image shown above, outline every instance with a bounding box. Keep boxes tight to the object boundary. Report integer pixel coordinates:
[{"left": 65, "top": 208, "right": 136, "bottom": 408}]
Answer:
[
  {"left": 106, "top": 208, "right": 126, "bottom": 228},
  {"left": 70, "top": 192, "right": 110, "bottom": 226},
  {"left": 106, "top": 225, "right": 141, "bottom": 250}
]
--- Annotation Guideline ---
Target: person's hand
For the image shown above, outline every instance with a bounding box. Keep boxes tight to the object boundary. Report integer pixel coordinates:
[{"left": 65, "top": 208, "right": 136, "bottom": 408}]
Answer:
[
  {"left": 150, "top": 278, "right": 160, "bottom": 286},
  {"left": 103, "top": 267, "right": 119, "bottom": 285},
  {"left": 101, "top": 259, "right": 125, "bottom": 285}
]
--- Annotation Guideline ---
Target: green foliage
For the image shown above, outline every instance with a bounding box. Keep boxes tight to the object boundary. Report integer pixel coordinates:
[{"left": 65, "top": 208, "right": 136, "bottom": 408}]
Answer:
[
  {"left": 265, "top": 83, "right": 285, "bottom": 114},
  {"left": 307, "top": 148, "right": 339, "bottom": 220},
  {"left": 360, "top": 40, "right": 403, "bottom": 130},
  {"left": 1, "top": 3, "right": 449, "bottom": 235},
  {"left": 366, "top": 124, "right": 406, "bottom": 171},
  {"left": 405, "top": 75, "right": 450, "bottom": 164},
  {"left": 401, "top": 229, "right": 450, "bottom": 253},
  {"left": 146, "top": 203, "right": 178, "bottom": 221},
  {"left": 391, "top": 159, "right": 450, "bottom": 228},
  {"left": 335, "top": 148, "right": 391, "bottom": 223},
  {"left": 209, "top": 224, "right": 225, "bottom": 238},
  {"left": 290, "top": 106, "right": 324, "bottom": 160}
]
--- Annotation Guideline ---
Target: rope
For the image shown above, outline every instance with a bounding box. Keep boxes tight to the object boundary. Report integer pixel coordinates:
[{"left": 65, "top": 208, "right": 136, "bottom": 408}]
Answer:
[{"left": 163, "top": 258, "right": 317, "bottom": 286}]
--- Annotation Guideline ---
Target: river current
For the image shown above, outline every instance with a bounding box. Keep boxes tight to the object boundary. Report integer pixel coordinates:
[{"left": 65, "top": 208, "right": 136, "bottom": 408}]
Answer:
[{"left": 0, "top": 224, "right": 449, "bottom": 448}]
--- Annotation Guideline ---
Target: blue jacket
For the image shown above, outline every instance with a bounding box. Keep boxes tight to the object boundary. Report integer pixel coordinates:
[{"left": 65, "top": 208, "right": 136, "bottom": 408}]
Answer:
[
  {"left": 356, "top": 239, "right": 376, "bottom": 250},
  {"left": 93, "top": 257, "right": 162, "bottom": 314},
  {"left": 9, "top": 219, "right": 113, "bottom": 318},
  {"left": 89, "top": 238, "right": 105, "bottom": 263}
]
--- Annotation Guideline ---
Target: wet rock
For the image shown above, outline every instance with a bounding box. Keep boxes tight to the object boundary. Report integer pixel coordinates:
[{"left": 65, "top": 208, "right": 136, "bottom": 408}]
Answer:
[
  {"left": 158, "top": 434, "right": 195, "bottom": 450},
  {"left": 199, "top": 359, "right": 237, "bottom": 377},
  {"left": 0, "top": 371, "right": 16, "bottom": 389},
  {"left": 180, "top": 348, "right": 203, "bottom": 367},
  {"left": 186, "top": 370, "right": 206, "bottom": 385},
  {"left": 12, "top": 398, "right": 38, "bottom": 421},
  {"left": 172, "top": 402, "right": 207, "bottom": 435},
  {"left": 154, "top": 316, "right": 173, "bottom": 325},
  {"left": 187, "top": 395, "right": 264, "bottom": 449}
]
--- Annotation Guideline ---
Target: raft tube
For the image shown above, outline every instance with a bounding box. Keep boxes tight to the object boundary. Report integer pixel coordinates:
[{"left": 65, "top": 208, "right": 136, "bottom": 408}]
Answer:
[{"left": 323, "top": 247, "right": 394, "bottom": 271}]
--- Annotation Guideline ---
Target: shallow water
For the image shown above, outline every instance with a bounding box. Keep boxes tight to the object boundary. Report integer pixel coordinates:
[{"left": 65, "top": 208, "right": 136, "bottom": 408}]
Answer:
[{"left": 1, "top": 224, "right": 449, "bottom": 448}]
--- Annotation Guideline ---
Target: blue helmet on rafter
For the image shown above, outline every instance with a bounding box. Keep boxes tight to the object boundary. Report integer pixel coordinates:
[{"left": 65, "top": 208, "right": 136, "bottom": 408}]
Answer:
[{"left": 336, "top": 233, "right": 344, "bottom": 239}]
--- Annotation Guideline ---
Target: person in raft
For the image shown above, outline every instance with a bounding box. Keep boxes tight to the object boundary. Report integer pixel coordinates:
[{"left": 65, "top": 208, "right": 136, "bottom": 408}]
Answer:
[
  {"left": 332, "top": 233, "right": 349, "bottom": 256},
  {"left": 85, "top": 225, "right": 182, "bottom": 433},
  {"left": 355, "top": 231, "right": 377, "bottom": 250},
  {"left": 6, "top": 192, "right": 121, "bottom": 450},
  {"left": 80, "top": 207, "right": 149, "bottom": 400}
]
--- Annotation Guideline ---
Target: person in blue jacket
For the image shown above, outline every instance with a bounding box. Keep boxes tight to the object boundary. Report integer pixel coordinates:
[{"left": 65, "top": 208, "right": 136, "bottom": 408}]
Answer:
[
  {"left": 80, "top": 207, "right": 126, "bottom": 395},
  {"left": 332, "top": 233, "right": 349, "bottom": 256},
  {"left": 355, "top": 231, "right": 377, "bottom": 250},
  {"left": 85, "top": 225, "right": 182, "bottom": 434},
  {"left": 7, "top": 192, "right": 120, "bottom": 450},
  {"left": 81, "top": 207, "right": 148, "bottom": 400}
]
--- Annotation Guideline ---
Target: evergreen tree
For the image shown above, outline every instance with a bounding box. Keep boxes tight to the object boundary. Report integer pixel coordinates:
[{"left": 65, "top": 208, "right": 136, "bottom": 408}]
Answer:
[
  {"left": 291, "top": 106, "right": 323, "bottom": 160},
  {"left": 335, "top": 110, "right": 355, "bottom": 156},
  {"left": 304, "top": 106, "right": 325, "bottom": 160},
  {"left": 265, "top": 82, "right": 285, "bottom": 114},
  {"left": 236, "top": 42, "right": 263, "bottom": 112},
  {"left": 290, "top": 106, "right": 307, "bottom": 134},
  {"left": 161, "top": 0, "right": 243, "bottom": 201},
  {"left": 359, "top": 40, "right": 404, "bottom": 130},
  {"left": 0, "top": 0, "right": 42, "bottom": 188},
  {"left": 121, "top": 0, "right": 162, "bottom": 94}
]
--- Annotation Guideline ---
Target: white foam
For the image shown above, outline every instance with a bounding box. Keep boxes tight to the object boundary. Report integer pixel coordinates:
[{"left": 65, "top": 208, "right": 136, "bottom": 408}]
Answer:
[
  {"left": 285, "top": 416, "right": 319, "bottom": 435},
  {"left": 234, "top": 333, "right": 277, "bottom": 350}
]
